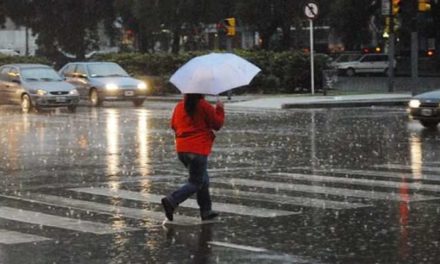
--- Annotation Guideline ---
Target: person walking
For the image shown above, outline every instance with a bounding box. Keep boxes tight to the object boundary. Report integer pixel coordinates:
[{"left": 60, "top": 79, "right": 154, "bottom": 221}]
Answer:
[{"left": 161, "top": 94, "right": 225, "bottom": 221}]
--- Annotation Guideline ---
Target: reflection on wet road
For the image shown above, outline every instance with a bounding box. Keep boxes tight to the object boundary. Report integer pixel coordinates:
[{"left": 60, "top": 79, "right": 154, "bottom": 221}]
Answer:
[{"left": 0, "top": 102, "right": 440, "bottom": 263}]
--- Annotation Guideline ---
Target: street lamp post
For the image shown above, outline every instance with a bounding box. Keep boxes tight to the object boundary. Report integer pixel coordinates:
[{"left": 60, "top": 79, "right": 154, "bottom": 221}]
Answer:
[{"left": 388, "top": 0, "right": 396, "bottom": 93}]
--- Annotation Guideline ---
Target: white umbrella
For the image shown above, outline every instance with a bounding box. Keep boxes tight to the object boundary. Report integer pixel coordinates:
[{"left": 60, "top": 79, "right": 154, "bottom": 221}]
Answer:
[{"left": 169, "top": 52, "right": 261, "bottom": 95}]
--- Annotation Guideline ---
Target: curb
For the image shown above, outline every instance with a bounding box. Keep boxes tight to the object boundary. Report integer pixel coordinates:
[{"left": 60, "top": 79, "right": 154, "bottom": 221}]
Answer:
[{"left": 281, "top": 99, "right": 410, "bottom": 109}]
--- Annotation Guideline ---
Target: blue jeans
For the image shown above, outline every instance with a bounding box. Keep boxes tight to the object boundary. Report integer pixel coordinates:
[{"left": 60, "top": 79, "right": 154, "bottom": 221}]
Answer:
[{"left": 167, "top": 153, "right": 212, "bottom": 213}]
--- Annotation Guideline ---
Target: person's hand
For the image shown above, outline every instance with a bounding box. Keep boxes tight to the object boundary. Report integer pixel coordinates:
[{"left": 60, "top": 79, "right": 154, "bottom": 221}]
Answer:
[{"left": 216, "top": 99, "right": 224, "bottom": 108}]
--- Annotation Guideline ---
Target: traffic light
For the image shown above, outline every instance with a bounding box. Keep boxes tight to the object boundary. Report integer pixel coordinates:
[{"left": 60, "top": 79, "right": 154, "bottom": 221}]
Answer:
[
  {"left": 427, "top": 49, "right": 435, "bottom": 57},
  {"left": 224, "top": 17, "right": 236, "bottom": 37},
  {"left": 392, "top": 0, "right": 401, "bottom": 15},
  {"left": 418, "top": 0, "right": 431, "bottom": 12}
]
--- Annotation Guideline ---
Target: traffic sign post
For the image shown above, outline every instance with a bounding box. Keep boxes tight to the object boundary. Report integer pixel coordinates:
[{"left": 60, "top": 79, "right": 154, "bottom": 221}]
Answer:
[{"left": 304, "top": 1, "right": 319, "bottom": 95}]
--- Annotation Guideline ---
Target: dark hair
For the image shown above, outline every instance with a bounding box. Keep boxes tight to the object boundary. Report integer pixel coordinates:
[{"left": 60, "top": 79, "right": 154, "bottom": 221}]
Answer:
[{"left": 184, "top": 94, "right": 203, "bottom": 117}]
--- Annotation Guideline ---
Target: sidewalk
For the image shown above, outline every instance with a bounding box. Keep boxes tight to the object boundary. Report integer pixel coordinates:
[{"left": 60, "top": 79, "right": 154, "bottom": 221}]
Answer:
[
  {"left": 228, "top": 93, "right": 412, "bottom": 109},
  {"left": 149, "top": 93, "right": 413, "bottom": 109}
]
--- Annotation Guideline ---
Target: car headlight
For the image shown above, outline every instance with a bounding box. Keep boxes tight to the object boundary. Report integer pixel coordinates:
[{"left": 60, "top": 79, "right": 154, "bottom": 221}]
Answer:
[
  {"left": 137, "top": 82, "right": 147, "bottom": 90},
  {"left": 69, "top": 89, "right": 79, "bottom": 96},
  {"left": 105, "top": 83, "right": 119, "bottom": 90},
  {"left": 409, "top": 99, "right": 421, "bottom": 108},
  {"left": 37, "top": 89, "right": 48, "bottom": 96}
]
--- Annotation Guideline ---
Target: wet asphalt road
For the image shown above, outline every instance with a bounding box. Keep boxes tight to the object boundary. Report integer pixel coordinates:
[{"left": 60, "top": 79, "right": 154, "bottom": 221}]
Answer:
[{"left": 0, "top": 101, "right": 440, "bottom": 264}]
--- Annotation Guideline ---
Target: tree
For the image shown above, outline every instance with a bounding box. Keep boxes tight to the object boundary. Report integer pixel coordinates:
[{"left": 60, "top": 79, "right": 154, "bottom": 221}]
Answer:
[
  {"left": 235, "top": 0, "right": 308, "bottom": 51},
  {"left": 3, "top": 0, "right": 117, "bottom": 60},
  {"left": 0, "top": 1, "right": 7, "bottom": 26},
  {"left": 158, "top": 0, "right": 213, "bottom": 54},
  {"left": 328, "top": 0, "right": 378, "bottom": 50},
  {"left": 235, "top": 0, "right": 281, "bottom": 50},
  {"left": 123, "top": 0, "right": 226, "bottom": 53}
]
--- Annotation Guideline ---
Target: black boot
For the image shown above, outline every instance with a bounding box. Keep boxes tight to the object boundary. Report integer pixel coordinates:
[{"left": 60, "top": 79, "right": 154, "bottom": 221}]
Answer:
[
  {"left": 201, "top": 211, "right": 219, "bottom": 221},
  {"left": 161, "top": 197, "right": 174, "bottom": 221}
]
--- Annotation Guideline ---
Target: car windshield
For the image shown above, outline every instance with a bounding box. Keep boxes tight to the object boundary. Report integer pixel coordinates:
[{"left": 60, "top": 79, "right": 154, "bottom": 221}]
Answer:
[
  {"left": 87, "top": 63, "right": 129, "bottom": 78},
  {"left": 335, "top": 54, "right": 362, "bottom": 62},
  {"left": 21, "top": 67, "right": 63, "bottom": 82}
]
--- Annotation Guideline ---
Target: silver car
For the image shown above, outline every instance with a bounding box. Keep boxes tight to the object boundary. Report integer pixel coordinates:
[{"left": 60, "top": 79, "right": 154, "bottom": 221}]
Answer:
[
  {"left": 334, "top": 54, "right": 395, "bottom": 77},
  {"left": 0, "top": 64, "right": 80, "bottom": 113},
  {"left": 59, "top": 62, "right": 148, "bottom": 107}
]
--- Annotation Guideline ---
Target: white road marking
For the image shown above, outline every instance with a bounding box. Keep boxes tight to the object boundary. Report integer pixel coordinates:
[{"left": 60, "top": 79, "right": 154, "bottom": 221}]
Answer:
[
  {"left": 163, "top": 183, "right": 370, "bottom": 210},
  {"left": 375, "top": 164, "right": 440, "bottom": 173},
  {"left": 208, "top": 241, "right": 268, "bottom": 252},
  {"left": 210, "top": 178, "right": 438, "bottom": 202},
  {"left": 0, "top": 193, "right": 203, "bottom": 226},
  {"left": 0, "top": 207, "right": 138, "bottom": 235},
  {"left": 314, "top": 168, "right": 440, "bottom": 182},
  {"left": 70, "top": 187, "right": 298, "bottom": 217},
  {"left": 0, "top": 229, "right": 51, "bottom": 245},
  {"left": 270, "top": 172, "right": 440, "bottom": 193}
]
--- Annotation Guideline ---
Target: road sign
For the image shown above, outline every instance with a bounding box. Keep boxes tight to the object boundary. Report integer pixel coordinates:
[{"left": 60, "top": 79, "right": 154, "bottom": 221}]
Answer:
[
  {"left": 303, "top": 1, "right": 319, "bottom": 95},
  {"left": 304, "top": 1, "right": 319, "bottom": 20},
  {"left": 382, "top": 0, "right": 390, "bottom": 15}
]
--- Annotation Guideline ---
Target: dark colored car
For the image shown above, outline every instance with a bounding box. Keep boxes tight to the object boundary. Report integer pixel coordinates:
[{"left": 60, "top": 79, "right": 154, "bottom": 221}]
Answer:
[
  {"left": 408, "top": 89, "right": 440, "bottom": 128},
  {"left": 58, "top": 62, "right": 148, "bottom": 107},
  {"left": 0, "top": 64, "right": 80, "bottom": 113}
]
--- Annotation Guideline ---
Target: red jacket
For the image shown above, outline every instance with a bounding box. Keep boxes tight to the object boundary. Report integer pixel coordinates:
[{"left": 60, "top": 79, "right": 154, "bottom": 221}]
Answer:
[{"left": 171, "top": 98, "right": 224, "bottom": 156}]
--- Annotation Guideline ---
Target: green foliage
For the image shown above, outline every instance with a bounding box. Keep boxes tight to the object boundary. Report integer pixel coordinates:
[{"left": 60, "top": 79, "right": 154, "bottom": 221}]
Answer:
[
  {"left": 94, "top": 50, "right": 330, "bottom": 94},
  {"left": 0, "top": 55, "right": 50, "bottom": 65}
]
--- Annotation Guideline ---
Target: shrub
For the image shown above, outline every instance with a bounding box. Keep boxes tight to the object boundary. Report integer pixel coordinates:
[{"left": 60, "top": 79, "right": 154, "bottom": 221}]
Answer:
[
  {"left": 0, "top": 51, "right": 330, "bottom": 95},
  {"left": 0, "top": 55, "right": 51, "bottom": 66}
]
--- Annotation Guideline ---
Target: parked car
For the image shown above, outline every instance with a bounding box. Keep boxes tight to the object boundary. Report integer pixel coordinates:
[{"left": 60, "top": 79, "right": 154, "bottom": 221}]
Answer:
[
  {"left": 58, "top": 62, "right": 148, "bottom": 107},
  {"left": 0, "top": 64, "right": 80, "bottom": 113},
  {"left": 330, "top": 52, "right": 362, "bottom": 67},
  {"left": 408, "top": 89, "right": 440, "bottom": 128},
  {"left": 334, "top": 53, "right": 395, "bottom": 76}
]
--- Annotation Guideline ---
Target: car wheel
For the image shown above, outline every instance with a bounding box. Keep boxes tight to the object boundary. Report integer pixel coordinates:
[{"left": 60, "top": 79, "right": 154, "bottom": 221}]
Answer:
[
  {"left": 346, "top": 68, "right": 355, "bottom": 77},
  {"left": 21, "top": 94, "right": 33, "bottom": 113},
  {"left": 132, "top": 99, "right": 145, "bottom": 107},
  {"left": 420, "top": 120, "right": 439, "bottom": 129},
  {"left": 90, "top": 89, "right": 102, "bottom": 107},
  {"left": 67, "top": 105, "right": 77, "bottom": 113}
]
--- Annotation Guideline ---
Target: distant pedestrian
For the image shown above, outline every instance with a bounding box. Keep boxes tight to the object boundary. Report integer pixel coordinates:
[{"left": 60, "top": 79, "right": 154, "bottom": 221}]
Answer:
[{"left": 161, "top": 94, "right": 225, "bottom": 221}]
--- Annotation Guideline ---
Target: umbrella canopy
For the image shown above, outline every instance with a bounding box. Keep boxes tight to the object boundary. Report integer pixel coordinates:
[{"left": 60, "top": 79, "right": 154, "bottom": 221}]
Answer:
[{"left": 170, "top": 52, "right": 261, "bottom": 95}]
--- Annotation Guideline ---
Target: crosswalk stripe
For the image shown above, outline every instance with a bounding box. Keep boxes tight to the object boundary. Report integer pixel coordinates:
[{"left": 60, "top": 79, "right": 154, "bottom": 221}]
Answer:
[
  {"left": 70, "top": 187, "right": 298, "bottom": 217},
  {"left": 164, "top": 183, "right": 370, "bottom": 210},
  {"left": 375, "top": 164, "right": 440, "bottom": 173},
  {"left": 210, "top": 178, "right": 438, "bottom": 202},
  {"left": 314, "top": 168, "right": 440, "bottom": 182},
  {"left": 207, "top": 241, "right": 268, "bottom": 252},
  {"left": 207, "top": 241, "right": 322, "bottom": 263},
  {"left": 0, "top": 229, "right": 51, "bottom": 245},
  {"left": 208, "top": 187, "right": 370, "bottom": 210},
  {"left": 270, "top": 172, "right": 440, "bottom": 193},
  {"left": 23, "top": 175, "right": 178, "bottom": 191},
  {"left": 0, "top": 207, "right": 139, "bottom": 235},
  {"left": 0, "top": 193, "right": 203, "bottom": 226}
]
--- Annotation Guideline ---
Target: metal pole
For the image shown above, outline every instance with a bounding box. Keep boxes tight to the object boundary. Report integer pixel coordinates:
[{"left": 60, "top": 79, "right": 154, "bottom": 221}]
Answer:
[
  {"left": 388, "top": 0, "right": 395, "bottom": 93},
  {"left": 411, "top": 31, "right": 418, "bottom": 95},
  {"left": 226, "top": 37, "right": 232, "bottom": 100},
  {"left": 309, "top": 19, "right": 315, "bottom": 95},
  {"left": 25, "top": 26, "right": 29, "bottom": 56},
  {"left": 410, "top": 1, "right": 418, "bottom": 96}
]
